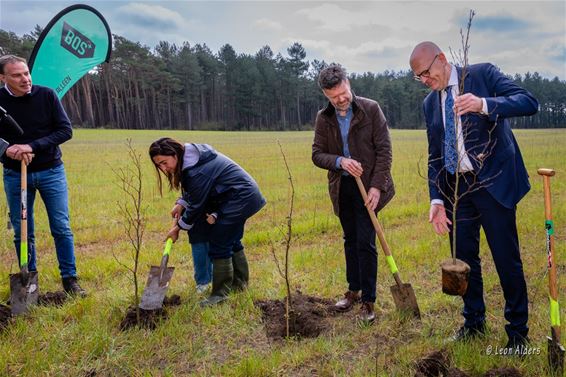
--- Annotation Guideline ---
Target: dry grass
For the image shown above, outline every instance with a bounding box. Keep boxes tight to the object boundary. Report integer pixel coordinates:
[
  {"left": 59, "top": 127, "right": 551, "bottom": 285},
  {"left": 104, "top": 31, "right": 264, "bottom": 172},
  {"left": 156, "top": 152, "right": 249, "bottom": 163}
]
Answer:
[{"left": 0, "top": 128, "right": 564, "bottom": 376}]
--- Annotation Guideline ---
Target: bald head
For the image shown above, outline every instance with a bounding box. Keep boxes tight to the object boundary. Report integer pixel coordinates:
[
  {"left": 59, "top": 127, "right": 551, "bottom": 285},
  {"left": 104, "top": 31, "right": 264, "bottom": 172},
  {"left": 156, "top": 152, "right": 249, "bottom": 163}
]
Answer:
[
  {"left": 409, "top": 41, "right": 451, "bottom": 91},
  {"left": 409, "top": 41, "right": 441, "bottom": 67}
]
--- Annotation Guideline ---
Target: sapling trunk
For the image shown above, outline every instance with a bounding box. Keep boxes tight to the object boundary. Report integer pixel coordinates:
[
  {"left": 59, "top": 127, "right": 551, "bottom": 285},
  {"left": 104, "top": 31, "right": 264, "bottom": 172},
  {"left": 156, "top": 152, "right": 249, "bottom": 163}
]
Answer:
[{"left": 112, "top": 139, "right": 146, "bottom": 325}]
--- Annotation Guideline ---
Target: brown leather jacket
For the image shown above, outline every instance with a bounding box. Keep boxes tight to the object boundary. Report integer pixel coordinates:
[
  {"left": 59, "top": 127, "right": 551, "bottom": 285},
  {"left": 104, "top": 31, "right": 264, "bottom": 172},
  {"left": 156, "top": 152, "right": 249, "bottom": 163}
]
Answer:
[{"left": 312, "top": 95, "right": 395, "bottom": 216}]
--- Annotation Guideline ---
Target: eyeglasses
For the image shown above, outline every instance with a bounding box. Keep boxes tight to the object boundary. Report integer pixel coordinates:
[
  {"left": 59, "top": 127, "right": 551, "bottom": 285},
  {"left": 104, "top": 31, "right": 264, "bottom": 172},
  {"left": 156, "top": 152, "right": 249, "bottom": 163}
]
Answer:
[{"left": 413, "top": 54, "right": 439, "bottom": 81}]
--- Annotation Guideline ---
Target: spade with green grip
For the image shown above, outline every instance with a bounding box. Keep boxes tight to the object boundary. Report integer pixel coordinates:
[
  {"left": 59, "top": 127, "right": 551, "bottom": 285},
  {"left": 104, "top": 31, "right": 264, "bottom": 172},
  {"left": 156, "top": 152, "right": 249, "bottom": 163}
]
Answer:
[
  {"left": 355, "top": 176, "right": 420, "bottom": 318},
  {"left": 9, "top": 160, "right": 39, "bottom": 315},
  {"left": 139, "top": 237, "right": 175, "bottom": 310},
  {"left": 538, "top": 168, "right": 564, "bottom": 375},
  {"left": 19, "top": 159, "right": 29, "bottom": 283},
  {"left": 158, "top": 238, "right": 173, "bottom": 284}
]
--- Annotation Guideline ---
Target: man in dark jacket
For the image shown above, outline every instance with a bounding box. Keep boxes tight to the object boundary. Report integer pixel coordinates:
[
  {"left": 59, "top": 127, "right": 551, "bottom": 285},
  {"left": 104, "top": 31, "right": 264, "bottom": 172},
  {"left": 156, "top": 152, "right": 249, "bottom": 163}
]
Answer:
[
  {"left": 410, "top": 41, "right": 537, "bottom": 351},
  {"left": 0, "top": 55, "right": 85, "bottom": 296},
  {"left": 312, "top": 64, "right": 395, "bottom": 324}
]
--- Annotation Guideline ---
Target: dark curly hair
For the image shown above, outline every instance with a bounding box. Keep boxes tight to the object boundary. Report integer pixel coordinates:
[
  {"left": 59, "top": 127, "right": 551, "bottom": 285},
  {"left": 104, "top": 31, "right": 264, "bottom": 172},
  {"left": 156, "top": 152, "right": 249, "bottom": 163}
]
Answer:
[{"left": 318, "top": 64, "right": 347, "bottom": 90}]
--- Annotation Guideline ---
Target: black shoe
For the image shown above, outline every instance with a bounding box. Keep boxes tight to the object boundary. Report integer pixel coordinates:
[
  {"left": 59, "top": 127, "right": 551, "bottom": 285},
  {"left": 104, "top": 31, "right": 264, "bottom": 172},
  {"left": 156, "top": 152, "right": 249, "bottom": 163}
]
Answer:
[
  {"left": 448, "top": 323, "right": 486, "bottom": 342},
  {"left": 504, "top": 336, "right": 530, "bottom": 357},
  {"left": 62, "top": 277, "right": 87, "bottom": 297}
]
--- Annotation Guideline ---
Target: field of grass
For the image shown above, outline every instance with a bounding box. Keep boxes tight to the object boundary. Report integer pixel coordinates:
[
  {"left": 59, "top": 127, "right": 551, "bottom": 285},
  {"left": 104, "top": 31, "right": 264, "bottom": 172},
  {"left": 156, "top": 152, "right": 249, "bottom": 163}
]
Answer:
[{"left": 0, "top": 129, "right": 565, "bottom": 376}]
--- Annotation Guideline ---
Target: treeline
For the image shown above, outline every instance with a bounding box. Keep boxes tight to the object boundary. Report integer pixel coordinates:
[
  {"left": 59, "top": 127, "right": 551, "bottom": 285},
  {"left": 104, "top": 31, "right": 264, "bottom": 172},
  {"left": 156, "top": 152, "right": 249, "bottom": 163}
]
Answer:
[{"left": 1, "top": 28, "right": 565, "bottom": 130}]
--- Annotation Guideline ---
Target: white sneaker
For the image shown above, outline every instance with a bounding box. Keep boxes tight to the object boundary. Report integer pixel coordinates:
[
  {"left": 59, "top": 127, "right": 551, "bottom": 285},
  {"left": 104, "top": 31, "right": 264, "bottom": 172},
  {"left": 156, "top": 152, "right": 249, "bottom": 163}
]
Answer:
[{"left": 196, "top": 284, "right": 210, "bottom": 294}]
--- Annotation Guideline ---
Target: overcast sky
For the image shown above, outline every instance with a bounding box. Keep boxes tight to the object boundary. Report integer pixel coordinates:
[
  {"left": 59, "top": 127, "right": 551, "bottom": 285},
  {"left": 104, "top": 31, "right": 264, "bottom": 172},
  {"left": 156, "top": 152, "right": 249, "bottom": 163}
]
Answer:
[{"left": 1, "top": 0, "right": 565, "bottom": 79}]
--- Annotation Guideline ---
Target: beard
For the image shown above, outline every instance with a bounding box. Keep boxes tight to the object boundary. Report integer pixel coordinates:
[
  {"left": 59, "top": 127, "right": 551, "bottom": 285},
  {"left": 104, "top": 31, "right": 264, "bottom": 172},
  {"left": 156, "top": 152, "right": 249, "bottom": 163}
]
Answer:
[{"left": 334, "top": 100, "right": 351, "bottom": 112}]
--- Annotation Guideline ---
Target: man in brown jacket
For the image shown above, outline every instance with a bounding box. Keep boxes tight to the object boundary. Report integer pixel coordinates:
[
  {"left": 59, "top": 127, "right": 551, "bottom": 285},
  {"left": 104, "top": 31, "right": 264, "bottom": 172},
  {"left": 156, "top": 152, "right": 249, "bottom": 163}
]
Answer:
[{"left": 312, "top": 64, "right": 394, "bottom": 324}]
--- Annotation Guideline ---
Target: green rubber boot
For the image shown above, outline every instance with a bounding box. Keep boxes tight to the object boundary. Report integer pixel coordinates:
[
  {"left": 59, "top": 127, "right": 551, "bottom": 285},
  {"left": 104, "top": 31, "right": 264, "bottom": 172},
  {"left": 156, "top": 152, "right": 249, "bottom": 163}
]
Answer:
[
  {"left": 232, "top": 249, "right": 249, "bottom": 291},
  {"left": 200, "top": 257, "right": 233, "bottom": 307}
]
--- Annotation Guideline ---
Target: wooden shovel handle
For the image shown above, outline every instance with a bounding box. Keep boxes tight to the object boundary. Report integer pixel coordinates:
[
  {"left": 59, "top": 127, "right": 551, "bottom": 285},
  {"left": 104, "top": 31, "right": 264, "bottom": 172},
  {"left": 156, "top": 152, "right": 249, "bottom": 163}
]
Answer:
[
  {"left": 354, "top": 176, "right": 391, "bottom": 256},
  {"left": 539, "top": 169, "right": 561, "bottom": 342},
  {"left": 539, "top": 170, "right": 558, "bottom": 300},
  {"left": 538, "top": 168, "right": 555, "bottom": 177},
  {"left": 354, "top": 176, "right": 404, "bottom": 288}
]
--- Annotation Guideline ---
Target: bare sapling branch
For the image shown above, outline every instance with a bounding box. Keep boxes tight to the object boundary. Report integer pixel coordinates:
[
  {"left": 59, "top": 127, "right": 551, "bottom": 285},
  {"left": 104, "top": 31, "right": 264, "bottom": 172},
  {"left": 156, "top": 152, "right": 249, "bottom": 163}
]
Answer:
[
  {"left": 268, "top": 140, "right": 295, "bottom": 338},
  {"left": 111, "top": 139, "right": 146, "bottom": 324},
  {"left": 416, "top": 10, "right": 506, "bottom": 295},
  {"left": 445, "top": 9, "right": 475, "bottom": 262}
]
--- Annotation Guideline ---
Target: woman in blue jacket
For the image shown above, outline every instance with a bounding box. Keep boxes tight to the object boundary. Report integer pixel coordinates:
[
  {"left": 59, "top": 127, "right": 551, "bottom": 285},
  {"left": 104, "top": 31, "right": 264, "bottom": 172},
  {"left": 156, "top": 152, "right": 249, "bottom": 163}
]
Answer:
[{"left": 149, "top": 137, "right": 266, "bottom": 306}]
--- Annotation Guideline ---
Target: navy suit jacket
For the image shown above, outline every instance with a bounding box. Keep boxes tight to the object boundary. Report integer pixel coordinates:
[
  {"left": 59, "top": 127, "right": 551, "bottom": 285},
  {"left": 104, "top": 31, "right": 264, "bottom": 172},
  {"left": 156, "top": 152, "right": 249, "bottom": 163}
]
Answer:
[{"left": 424, "top": 63, "right": 538, "bottom": 209}]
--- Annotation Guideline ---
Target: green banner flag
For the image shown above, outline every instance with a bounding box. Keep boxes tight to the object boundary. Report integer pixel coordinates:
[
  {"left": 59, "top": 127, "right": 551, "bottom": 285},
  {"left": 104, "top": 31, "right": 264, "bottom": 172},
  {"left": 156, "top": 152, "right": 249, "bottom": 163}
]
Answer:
[{"left": 28, "top": 4, "right": 111, "bottom": 99}]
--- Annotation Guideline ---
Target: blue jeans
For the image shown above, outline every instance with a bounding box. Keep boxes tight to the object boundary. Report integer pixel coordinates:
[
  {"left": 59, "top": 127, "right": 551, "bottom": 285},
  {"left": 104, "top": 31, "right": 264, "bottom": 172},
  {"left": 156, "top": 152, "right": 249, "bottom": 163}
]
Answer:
[
  {"left": 191, "top": 242, "right": 212, "bottom": 285},
  {"left": 3, "top": 164, "right": 77, "bottom": 278}
]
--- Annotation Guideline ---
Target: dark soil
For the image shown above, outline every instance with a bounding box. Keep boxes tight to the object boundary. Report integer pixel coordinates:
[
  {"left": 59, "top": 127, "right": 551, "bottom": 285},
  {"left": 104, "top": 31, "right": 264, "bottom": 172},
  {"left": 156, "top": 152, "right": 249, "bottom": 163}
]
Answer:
[
  {"left": 38, "top": 291, "right": 68, "bottom": 306},
  {"left": 254, "top": 292, "right": 336, "bottom": 340},
  {"left": 0, "top": 304, "right": 11, "bottom": 330},
  {"left": 163, "top": 294, "right": 181, "bottom": 306},
  {"left": 1, "top": 291, "right": 68, "bottom": 331},
  {"left": 414, "top": 349, "right": 450, "bottom": 376},
  {"left": 483, "top": 368, "right": 523, "bottom": 377},
  {"left": 119, "top": 295, "right": 181, "bottom": 331},
  {"left": 415, "top": 350, "right": 522, "bottom": 377},
  {"left": 446, "top": 368, "right": 470, "bottom": 377}
]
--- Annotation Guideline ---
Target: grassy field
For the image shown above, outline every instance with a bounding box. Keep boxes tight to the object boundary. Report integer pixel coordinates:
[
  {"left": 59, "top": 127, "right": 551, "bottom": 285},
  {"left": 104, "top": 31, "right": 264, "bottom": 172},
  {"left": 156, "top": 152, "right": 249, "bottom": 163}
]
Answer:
[{"left": 0, "top": 129, "right": 565, "bottom": 376}]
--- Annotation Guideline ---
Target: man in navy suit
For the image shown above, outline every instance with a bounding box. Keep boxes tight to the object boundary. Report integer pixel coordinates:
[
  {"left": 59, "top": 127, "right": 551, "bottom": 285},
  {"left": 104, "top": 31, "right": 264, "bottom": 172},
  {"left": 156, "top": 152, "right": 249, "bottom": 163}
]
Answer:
[{"left": 409, "top": 41, "right": 538, "bottom": 351}]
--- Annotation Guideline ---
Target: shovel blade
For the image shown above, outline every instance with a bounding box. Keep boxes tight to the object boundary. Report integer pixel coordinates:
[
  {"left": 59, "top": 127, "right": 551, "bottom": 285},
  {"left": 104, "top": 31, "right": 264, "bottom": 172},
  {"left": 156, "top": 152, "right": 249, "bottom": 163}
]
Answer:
[
  {"left": 9, "top": 271, "right": 39, "bottom": 315},
  {"left": 390, "top": 283, "right": 421, "bottom": 319},
  {"left": 547, "top": 336, "right": 565, "bottom": 376},
  {"left": 139, "top": 266, "right": 174, "bottom": 310}
]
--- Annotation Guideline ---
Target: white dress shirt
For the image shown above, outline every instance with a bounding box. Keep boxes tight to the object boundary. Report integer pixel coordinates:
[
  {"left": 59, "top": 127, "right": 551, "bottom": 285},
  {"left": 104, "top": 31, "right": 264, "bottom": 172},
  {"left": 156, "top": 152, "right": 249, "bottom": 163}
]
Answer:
[{"left": 431, "top": 66, "right": 487, "bottom": 207}]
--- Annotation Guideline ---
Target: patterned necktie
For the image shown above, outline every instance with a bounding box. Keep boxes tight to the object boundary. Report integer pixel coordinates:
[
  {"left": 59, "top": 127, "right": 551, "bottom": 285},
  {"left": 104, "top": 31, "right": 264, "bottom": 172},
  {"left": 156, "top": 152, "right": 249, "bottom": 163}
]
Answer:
[{"left": 444, "top": 86, "right": 457, "bottom": 174}]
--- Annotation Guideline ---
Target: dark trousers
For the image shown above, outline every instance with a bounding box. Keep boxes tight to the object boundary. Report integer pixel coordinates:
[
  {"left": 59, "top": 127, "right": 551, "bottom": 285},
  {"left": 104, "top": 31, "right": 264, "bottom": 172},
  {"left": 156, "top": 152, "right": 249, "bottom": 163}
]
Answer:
[
  {"left": 208, "top": 221, "right": 245, "bottom": 260},
  {"left": 338, "top": 176, "right": 377, "bottom": 303},
  {"left": 445, "top": 176, "right": 529, "bottom": 340}
]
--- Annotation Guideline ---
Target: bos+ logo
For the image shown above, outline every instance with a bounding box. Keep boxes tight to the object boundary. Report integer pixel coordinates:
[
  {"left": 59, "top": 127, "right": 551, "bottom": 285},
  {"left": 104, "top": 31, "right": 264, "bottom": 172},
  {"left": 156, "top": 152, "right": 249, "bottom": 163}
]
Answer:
[{"left": 60, "top": 22, "right": 95, "bottom": 58}]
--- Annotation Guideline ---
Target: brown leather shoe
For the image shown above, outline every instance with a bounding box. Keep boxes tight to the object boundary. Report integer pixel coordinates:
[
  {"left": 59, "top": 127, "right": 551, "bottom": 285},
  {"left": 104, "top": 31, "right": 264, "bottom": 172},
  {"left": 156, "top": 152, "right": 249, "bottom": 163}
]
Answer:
[
  {"left": 358, "top": 302, "right": 376, "bottom": 324},
  {"left": 335, "top": 290, "right": 360, "bottom": 312}
]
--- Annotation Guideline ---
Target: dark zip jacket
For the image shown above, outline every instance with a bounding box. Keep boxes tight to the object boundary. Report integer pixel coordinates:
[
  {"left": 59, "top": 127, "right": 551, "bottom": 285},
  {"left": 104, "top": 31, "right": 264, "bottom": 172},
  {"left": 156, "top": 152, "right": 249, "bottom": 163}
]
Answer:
[{"left": 177, "top": 144, "right": 266, "bottom": 230}]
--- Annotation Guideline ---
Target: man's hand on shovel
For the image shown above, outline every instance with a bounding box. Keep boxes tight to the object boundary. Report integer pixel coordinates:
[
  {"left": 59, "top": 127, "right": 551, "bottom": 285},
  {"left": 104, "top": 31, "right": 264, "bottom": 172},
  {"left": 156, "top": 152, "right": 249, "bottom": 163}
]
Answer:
[
  {"left": 365, "top": 187, "right": 381, "bottom": 211},
  {"left": 340, "top": 157, "right": 363, "bottom": 177},
  {"left": 6, "top": 146, "right": 34, "bottom": 165}
]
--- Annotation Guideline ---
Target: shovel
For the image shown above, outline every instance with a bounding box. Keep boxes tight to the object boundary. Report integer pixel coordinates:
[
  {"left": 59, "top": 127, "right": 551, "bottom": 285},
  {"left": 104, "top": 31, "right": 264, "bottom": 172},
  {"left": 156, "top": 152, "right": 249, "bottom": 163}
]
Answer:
[
  {"left": 139, "top": 237, "right": 175, "bottom": 310},
  {"left": 355, "top": 176, "right": 420, "bottom": 319},
  {"left": 9, "top": 160, "right": 39, "bottom": 315},
  {"left": 538, "top": 168, "right": 564, "bottom": 375}
]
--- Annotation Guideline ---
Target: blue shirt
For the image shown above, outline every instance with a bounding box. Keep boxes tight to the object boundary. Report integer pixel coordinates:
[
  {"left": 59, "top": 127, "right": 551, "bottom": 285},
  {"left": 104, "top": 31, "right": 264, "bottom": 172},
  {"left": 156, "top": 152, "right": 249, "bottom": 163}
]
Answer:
[{"left": 335, "top": 106, "right": 353, "bottom": 170}]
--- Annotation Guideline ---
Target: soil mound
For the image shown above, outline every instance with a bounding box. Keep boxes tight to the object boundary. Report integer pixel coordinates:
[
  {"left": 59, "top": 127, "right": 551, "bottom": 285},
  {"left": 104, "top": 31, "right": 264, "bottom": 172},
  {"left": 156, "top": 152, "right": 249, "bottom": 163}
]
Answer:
[
  {"left": 119, "top": 295, "right": 181, "bottom": 330},
  {"left": 255, "top": 292, "right": 336, "bottom": 340}
]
